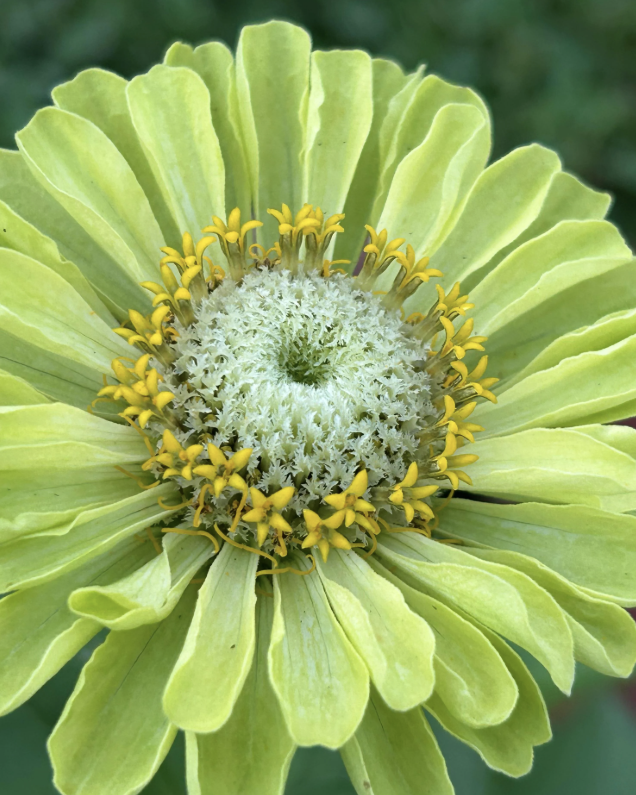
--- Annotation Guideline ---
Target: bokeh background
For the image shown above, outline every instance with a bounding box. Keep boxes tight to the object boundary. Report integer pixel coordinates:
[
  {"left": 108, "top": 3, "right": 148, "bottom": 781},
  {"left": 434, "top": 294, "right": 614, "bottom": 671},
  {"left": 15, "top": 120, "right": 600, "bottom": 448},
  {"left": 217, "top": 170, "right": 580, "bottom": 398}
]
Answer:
[{"left": 1, "top": 1, "right": 636, "bottom": 793}]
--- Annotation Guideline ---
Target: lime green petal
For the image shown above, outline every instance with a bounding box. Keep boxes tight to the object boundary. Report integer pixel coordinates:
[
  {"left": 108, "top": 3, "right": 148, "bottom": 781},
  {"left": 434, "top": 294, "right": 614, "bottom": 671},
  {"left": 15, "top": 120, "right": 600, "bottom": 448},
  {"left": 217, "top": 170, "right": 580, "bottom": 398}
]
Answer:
[
  {"left": 268, "top": 556, "right": 369, "bottom": 748},
  {"left": 53, "top": 68, "right": 180, "bottom": 246},
  {"left": 69, "top": 531, "right": 215, "bottom": 630},
  {"left": 335, "top": 58, "right": 411, "bottom": 267},
  {"left": 49, "top": 587, "right": 196, "bottom": 795},
  {"left": 0, "top": 248, "right": 129, "bottom": 373},
  {"left": 472, "top": 220, "right": 631, "bottom": 336},
  {"left": 360, "top": 68, "right": 423, "bottom": 236},
  {"left": 370, "top": 74, "right": 488, "bottom": 236},
  {"left": 236, "top": 21, "right": 311, "bottom": 236},
  {"left": 0, "top": 369, "right": 49, "bottom": 406},
  {"left": 579, "top": 398, "right": 636, "bottom": 426},
  {"left": 0, "top": 404, "right": 146, "bottom": 545},
  {"left": 376, "top": 102, "right": 489, "bottom": 290},
  {"left": 0, "top": 536, "right": 154, "bottom": 715},
  {"left": 127, "top": 65, "right": 226, "bottom": 244},
  {"left": 474, "top": 311, "right": 636, "bottom": 436},
  {"left": 369, "top": 556, "right": 518, "bottom": 728},
  {"left": 164, "top": 41, "right": 251, "bottom": 218},
  {"left": 163, "top": 543, "right": 258, "bottom": 732},
  {"left": 341, "top": 687, "right": 453, "bottom": 795},
  {"left": 0, "top": 403, "right": 146, "bottom": 470},
  {"left": 476, "top": 332, "right": 636, "bottom": 435},
  {"left": 0, "top": 485, "right": 177, "bottom": 592},
  {"left": 0, "top": 467, "right": 141, "bottom": 544},
  {"left": 506, "top": 307, "right": 636, "bottom": 387},
  {"left": 486, "top": 258, "right": 636, "bottom": 383},
  {"left": 0, "top": 601, "right": 97, "bottom": 719},
  {"left": 0, "top": 328, "right": 113, "bottom": 411},
  {"left": 186, "top": 593, "right": 295, "bottom": 795},
  {"left": 378, "top": 535, "right": 575, "bottom": 693},
  {"left": 429, "top": 144, "right": 561, "bottom": 283},
  {"left": 569, "top": 425, "right": 636, "bottom": 513},
  {"left": 474, "top": 170, "right": 611, "bottom": 283},
  {"left": 16, "top": 107, "right": 165, "bottom": 282},
  {"left": 0, "top": 198, "right": 111, "bottom": 323},
  {"left": 466, "top": 547, "right": 636, "bottom": 678},
  {"left": 316, "top": 549, "right": 435, "bottom": 711},
  {"left": 0, "top": 149, "right": 143, "bottom": 317},
  {"left": 426, "top": 625, "right": 551, "bottom": 777},
  {"left": 303, "top": 49, "right": 373, "bottom": 218},
  {"left": 466, "top": 427, "right": 636, "bottom": 508},
  {"left": 440, "top": 499, "right": 636, "bottom": 606},
  {"left": 573, "top": 423, "right": 636, "bottom": 456}
]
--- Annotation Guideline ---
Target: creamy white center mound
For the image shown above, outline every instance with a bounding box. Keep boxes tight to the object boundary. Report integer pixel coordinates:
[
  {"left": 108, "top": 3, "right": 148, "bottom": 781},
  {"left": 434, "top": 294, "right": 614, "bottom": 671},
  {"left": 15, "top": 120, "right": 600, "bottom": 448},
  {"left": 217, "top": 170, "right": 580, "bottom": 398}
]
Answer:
[{"left": 166, "top": 269, "right": 434, "bottom": 512}]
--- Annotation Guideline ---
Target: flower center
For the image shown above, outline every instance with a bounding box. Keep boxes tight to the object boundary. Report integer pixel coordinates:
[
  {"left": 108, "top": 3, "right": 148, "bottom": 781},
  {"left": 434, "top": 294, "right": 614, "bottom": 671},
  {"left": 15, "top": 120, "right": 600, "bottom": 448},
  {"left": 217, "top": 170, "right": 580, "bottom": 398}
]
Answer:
[
  {"left": 278, "top": 333, "right": 333, "bottom": 387},
  {"left": 99, "top": 203, "right": 496, "bottom": 568},
  {"left": 163, "top": 269, "right": 434, "bottom": 512}
]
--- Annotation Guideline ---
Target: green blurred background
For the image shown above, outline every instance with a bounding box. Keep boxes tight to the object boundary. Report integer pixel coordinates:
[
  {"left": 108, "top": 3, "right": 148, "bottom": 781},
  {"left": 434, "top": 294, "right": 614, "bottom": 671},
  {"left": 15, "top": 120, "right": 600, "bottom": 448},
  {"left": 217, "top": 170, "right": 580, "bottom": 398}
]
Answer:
[{"left": 1, "top": 0, "right": 636, "bottom": 792}]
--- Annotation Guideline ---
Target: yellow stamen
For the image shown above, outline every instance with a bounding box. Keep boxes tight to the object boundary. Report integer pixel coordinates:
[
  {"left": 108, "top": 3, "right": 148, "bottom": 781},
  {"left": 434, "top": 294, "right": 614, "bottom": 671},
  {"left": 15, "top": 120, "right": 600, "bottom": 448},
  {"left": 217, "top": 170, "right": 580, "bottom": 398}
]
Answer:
[
  {"left": 214, "top": 523, "right": 278, "bottom": 567},
  {"left": 255, "top": 554, "right": 316, "bottom": 578},
  {"left": 162, "top": 527, "right": 220, "bottom": 555},
  {"left": 193, "top": 482, "right": 214, "bottom": 528},
  {"left": 145, "top": 526, "right": 163, "bottom": 555},
  {"left": 158, "top": 495, "right": 192, "bottom": 511},
  {"left": 120, "top": 414, "right": 156, "bottom": 456},
  {"left": 363, "top": 531, "right": 378, "bottom": 559},
  {"left": 114, "top": 466, "right": 160, "bottom": 490}
]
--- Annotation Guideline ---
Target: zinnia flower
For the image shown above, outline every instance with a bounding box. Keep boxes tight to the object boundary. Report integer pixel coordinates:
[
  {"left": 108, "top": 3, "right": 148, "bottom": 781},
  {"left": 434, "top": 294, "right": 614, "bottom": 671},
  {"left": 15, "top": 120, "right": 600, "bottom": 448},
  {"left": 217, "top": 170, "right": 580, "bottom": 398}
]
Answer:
[{"left": 2, "top": 18, "right": 636, "bottom": 795}]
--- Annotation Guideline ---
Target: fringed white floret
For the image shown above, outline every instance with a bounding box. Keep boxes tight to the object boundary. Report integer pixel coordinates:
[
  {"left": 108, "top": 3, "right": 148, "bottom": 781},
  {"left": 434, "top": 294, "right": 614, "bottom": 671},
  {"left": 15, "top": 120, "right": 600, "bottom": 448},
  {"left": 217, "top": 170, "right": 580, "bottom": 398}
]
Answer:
[{"left": 161, "top": 269, "right": 433, "bottom": 513}]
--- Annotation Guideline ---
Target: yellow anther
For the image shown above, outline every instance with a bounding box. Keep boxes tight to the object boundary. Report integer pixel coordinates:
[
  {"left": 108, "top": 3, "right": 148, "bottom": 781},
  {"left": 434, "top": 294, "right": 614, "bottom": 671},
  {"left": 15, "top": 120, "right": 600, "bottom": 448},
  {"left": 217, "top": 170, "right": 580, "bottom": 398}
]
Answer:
[
  {"left": 429, "top": 433, "right": 458, "bottom": 479},
  {"left": 356, "top": 225, "right": 408, "bottom": 290},
  {"left": 268, "top": 203, "right": 319, "bottom": 238},
  {"left": 179, "top": 444, "right": 204, "bottom": 480},
  {"left": 353, "top": 511, "right": 381, "bottom": 535},
  {"left": 406, "top": 311, "right": 426, "bottom": 325},
  {"left": 322, "top": 259, "right": 350, "bottom": 278},
  {"left": 436, "top": 283, "right": 475, "bottom": 319},
  {"left": 442, "top": 401, "right": 484, "bottom": 444},
  {"left": 447, "top": 318, "right": 488, "bottom": 360},
  {"left": 303, "top": 210, "right": 345, "bottom": 269},
  {"left": 434, "top": 315, "right": 487, "bottom": 360},
  {"left": 301, "top": 509, "right": 349, "bottom": 561},
  {"left": 324, "top": 470, "right": 375, "bottom": 527},
  {"left": 161, "top": 231, "right": 216, "bottom": 288},
  {"left": 192, "top": 444, "right": 252, "bottom": 497},
  {"left": 401, "top": 245, "right": 443, "bottom": 285},
  {"left": 242, "top": 486, "right": 295, "bottom": 555},
  {"left": 382, "top": 244, "right": 443, "bottom": 310},
  {"left": 101, "top": 355, "right": 175, "bottom": 428},
  {"left": 112, "top": 306, "right": 176, "bottom": 363},
  {"left": 143, "top": 429, "right": 202, "bottom": 480},
  {"left": 267, "top": 203, "right": 342, "bottom": 273},
  {"left": 437, "top": 394, "right": 456, "bottom": 426},
  {"left": 203, "top": 208, "right": 263, "bottom": 280},
  {"left": 160, "top": 232, "right": 221, "bottom": 294},
  {"left": 426, "top": 426, "right": 479, "bottom": 488},
  {"left": 446, "top": 453, "right": 479, "bottom": 469},
  {"left": 449, "top": 355, "right": 499, "bottom": 404},
  {"left": 140, "top": 259, "right": 197, "bottom": 326},
  {"left": 389, "top": 463, "right": 437, "bottom": 523}
]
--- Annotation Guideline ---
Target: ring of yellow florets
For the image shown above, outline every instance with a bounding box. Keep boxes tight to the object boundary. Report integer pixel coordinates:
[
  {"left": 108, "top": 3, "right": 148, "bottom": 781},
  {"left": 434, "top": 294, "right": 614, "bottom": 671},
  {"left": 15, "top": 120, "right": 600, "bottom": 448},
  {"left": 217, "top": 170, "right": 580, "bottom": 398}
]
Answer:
[{"left": 95, "top": 203, "right": 496, "bottom": 573}]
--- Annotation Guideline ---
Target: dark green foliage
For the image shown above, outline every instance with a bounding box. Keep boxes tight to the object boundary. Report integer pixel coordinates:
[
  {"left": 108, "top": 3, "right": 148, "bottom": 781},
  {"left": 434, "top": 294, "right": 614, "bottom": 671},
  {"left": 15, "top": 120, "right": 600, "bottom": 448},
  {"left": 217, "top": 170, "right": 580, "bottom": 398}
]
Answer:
[{"left": 1, "top": 0, "right": 635, "bottom": 243}]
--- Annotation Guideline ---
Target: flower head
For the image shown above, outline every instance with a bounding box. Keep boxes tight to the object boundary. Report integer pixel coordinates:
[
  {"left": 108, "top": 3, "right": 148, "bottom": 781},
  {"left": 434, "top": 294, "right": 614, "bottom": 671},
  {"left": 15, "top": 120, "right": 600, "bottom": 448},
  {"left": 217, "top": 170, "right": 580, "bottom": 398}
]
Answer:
[{"left": 1, "top": 19, "right": 636, "bottom": 795}]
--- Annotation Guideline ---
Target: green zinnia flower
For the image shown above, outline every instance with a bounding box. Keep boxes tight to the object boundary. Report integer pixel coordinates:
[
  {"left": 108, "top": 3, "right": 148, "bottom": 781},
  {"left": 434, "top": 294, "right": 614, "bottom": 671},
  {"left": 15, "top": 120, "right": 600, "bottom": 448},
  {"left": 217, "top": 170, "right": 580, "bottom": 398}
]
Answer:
[{"left": 2, "top": 18, "right": 636, "bottom": 795}]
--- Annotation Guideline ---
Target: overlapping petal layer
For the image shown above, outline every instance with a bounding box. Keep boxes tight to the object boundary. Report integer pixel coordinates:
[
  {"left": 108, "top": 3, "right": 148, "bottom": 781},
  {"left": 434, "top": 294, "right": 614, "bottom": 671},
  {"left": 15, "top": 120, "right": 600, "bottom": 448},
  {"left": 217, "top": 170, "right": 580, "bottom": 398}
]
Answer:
[{"left": 1, "top": 18, "right": 635, "bottom": 795}]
